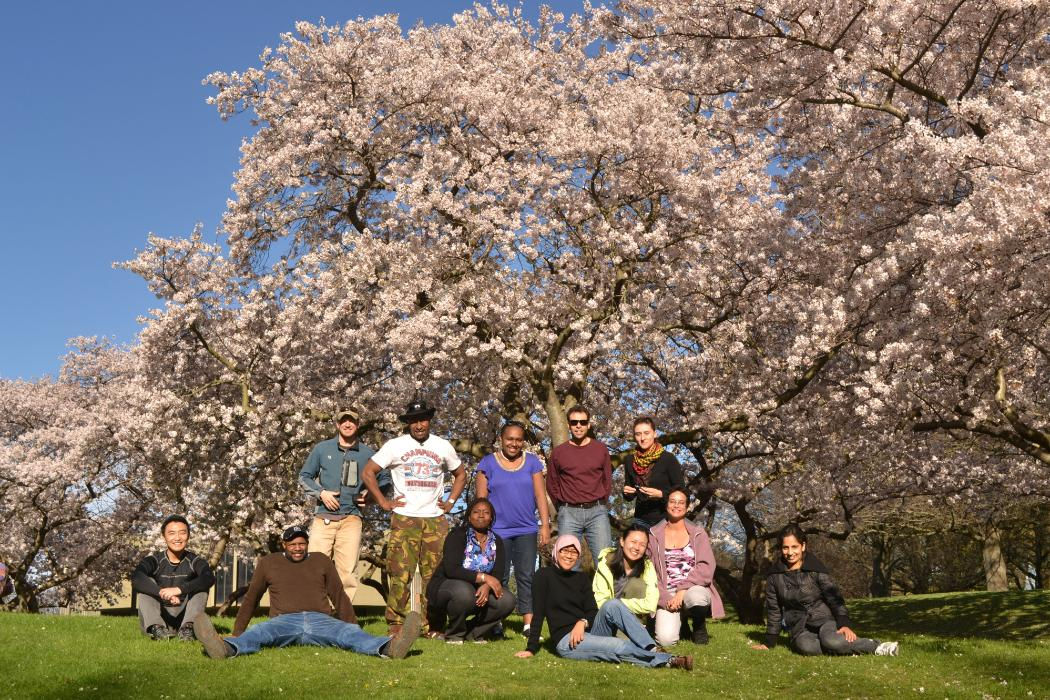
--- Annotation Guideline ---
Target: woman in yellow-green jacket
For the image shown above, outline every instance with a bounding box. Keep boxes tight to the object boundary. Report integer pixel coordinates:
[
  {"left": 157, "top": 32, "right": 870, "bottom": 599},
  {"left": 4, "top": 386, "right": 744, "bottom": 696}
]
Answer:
[{"left": 592, "top": 524, "right": 659, "bottom": 621}]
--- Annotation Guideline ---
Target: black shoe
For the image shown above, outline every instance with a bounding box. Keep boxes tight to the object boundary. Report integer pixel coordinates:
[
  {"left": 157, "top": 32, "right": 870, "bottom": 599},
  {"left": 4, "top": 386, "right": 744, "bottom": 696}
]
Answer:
[
  {"left": 147, "top": 624, "right": 175, "bottom": 641},
  {"left": 689, "top": 605, "right": 710, "bottom": 645},
  {"left": 192, "top": 613, "right": 230, "bottom": 659},
  {"left": 177, "top": 623, "right": 195, "bottom": 641},
  {"left": 668, "top": 655, "right": 694, "bottom": 671},
  {"left": 386, "top": 611, "right": 422, "bottom": 659}
]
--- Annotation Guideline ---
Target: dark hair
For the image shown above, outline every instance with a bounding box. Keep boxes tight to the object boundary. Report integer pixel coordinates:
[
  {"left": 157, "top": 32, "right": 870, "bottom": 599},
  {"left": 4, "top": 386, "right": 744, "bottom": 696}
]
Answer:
[
  {"left": 465, "top": 497, "right": 497, "bottom": 527},
  {"left": 778, "top": 524, "right": 807, "bottom": 547},
  {"left": 632, "top": 416, "right": 656, "bottom": 431},
  {"left": 665, "top": 487, "right": 691, "bottom": 505},
  {"left": 161, "top": 515, "right": 190, "bottom": 534},
  {"left": 607, "top": 524, "right": 650, "bottom": 580},
  {"left": 499, "top": 420, "right": 527, "bottom": 437},
  {"left": 566, "top": 405, "right": 591, "bottom": 421}
]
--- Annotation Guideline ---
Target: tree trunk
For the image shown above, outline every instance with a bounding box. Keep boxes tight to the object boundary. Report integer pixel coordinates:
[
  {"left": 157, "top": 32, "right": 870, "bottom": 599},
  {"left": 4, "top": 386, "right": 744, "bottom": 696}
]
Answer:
[
  {"left": 541, "top": 386, "right": 569, "bottom": 448},
  {"left": 216, "top": 585, "right": 250, "bottom": 616},
  {"left": 723, "top": 500, "right": 765, "bottom": 624},
  {"left": 14, "top": 580, "right": 39, "bottom": 613},
  {"left": 208, "top": 529, "right": 231, "bottom": 570},
  {"left": 868, "top": 535, "right": 892, "bottom": 597},
  {"left": 1033, "top": 517, "right": 1047, "bottom": 589},
  {"left": 982, "top": 524, "right": 1009, "bottom": 592}
]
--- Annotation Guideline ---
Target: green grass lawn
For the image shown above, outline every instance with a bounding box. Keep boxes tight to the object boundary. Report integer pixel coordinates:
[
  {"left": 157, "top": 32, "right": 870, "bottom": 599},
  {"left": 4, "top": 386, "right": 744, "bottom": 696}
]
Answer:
[{"left": 2, "top": 590, "right": 1048, "bottom": 699}]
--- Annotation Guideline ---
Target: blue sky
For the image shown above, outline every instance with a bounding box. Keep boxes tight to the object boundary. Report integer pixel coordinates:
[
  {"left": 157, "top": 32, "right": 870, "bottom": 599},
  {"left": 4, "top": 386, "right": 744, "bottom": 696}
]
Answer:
[{"left": 0, "top": 1, "right": 581, "bottom": 380}]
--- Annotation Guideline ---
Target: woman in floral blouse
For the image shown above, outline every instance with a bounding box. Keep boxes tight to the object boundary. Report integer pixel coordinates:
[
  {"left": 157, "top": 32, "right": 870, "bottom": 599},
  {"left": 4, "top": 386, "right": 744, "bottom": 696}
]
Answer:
[{"left": 426, "top": 498, "right": 516, "bottom": 643}]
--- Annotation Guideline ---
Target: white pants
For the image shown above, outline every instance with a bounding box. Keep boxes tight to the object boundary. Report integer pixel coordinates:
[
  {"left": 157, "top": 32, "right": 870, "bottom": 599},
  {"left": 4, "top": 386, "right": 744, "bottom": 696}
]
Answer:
[{"left": 653, "top": 584, "right": 712, "bottom": 646}]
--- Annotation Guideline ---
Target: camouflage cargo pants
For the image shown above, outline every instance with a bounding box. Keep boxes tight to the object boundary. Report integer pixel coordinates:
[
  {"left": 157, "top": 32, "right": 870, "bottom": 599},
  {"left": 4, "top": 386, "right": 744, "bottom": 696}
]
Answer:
[{"left": 386, "top": 513, "right": 449, "bottom": 626}]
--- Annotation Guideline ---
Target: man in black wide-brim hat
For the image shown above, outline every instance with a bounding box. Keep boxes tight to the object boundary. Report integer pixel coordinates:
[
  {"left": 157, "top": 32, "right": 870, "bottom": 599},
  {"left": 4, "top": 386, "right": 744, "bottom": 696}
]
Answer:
[{"left": 362, "top": 399, "right": 467, "bottom": 635}]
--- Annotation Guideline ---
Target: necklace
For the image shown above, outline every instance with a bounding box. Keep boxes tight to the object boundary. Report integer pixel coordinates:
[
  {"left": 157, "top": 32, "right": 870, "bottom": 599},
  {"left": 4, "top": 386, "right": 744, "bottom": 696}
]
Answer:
[{"left": 495, "top": 450, "right": 526, "bottom": 472}]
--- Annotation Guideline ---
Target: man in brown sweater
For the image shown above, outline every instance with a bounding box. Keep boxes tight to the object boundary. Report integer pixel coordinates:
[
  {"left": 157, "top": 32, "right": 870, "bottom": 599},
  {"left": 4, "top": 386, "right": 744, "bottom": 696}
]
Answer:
[{"left": 194, "top": 525, "right": 420, "bottom": 659}]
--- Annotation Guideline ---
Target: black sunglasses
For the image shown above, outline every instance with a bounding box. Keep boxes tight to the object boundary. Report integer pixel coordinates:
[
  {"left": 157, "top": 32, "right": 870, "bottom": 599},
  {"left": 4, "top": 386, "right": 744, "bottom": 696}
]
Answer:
[{"left": 568, "top": 418, "right": 589, "bottom": 426}]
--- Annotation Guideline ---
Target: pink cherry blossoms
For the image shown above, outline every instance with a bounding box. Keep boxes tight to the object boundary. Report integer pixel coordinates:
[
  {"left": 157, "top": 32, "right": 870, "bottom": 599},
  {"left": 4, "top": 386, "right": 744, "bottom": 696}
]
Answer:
[{"left": 2, "top": 1, "right": 1047, "bottom": 613}]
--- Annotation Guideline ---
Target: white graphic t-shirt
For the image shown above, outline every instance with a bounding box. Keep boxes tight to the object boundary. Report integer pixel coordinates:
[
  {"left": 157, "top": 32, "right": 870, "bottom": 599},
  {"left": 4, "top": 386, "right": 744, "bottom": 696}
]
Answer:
[{"left": 370, "top": 433, "right": 463, "bottom": 517}]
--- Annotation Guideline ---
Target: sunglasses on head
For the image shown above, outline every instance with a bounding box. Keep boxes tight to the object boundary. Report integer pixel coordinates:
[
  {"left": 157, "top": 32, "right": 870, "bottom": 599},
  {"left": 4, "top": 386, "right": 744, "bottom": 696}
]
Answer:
[{"left": 568, "top": 418, "right": 589, "bottom": 426}]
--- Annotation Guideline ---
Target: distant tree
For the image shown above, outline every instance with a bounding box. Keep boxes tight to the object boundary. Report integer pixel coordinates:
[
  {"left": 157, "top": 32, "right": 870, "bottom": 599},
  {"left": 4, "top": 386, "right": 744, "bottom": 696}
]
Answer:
[{"left": 0, "top": 342, "right": 150, "bottom": 611}]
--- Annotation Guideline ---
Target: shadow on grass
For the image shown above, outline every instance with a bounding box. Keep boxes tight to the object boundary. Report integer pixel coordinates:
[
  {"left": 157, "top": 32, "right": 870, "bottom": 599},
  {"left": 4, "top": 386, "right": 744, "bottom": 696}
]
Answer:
[
  {"left": 955, "top": 641, "right": 1050, "bottom": 685},
  {"left": 849, "top": 589, "right": 1050, "bottom": 641},
  {"left": 27, "top": 673, "right": 143, "bottom": 700}
]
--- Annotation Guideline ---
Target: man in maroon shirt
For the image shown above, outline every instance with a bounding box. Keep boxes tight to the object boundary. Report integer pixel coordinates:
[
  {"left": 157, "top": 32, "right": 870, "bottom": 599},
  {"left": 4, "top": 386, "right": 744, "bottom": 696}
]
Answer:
[
  {"left": 194, "top": 525, "right": 420, "bottom": 660},
  {"left": 546, "top": 405, "right": 612, "bottom": 568}
]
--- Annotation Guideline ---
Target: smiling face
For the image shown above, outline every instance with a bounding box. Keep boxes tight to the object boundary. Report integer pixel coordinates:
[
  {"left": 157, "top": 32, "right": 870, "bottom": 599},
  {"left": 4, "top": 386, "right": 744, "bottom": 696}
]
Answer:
[
  {"left": 620, "top": 530, "right": 649, "bottom": 565},
  {"left": 409, "top": 417, "right": 431, "bottom": 441},
  {"left": 283, "top": 536, "right": 309, "bottom": 562},
  {"left": 555, "top": 544, "right": 580, "bottom": 570},
  {"left": 336, "top": 416, "right": 359, "bottom": 443},
  {"left": 665, "top": 491, "right": 688, "bottom": 522},
  {"left": 781, "top": 535, "right": 806, "bottom": 569},
  {"left": 162, "top": 522, "right": 189, "bottom": 557},
  {"left": 500, "top": 425, "right": 525, "bottom": 459},
  {"left": 468, "top": 501, "right": 494, "bottom": 531},
  {"left": 567, "top": 409, "right": 590, "bottom": 440},
  {"left": 633, "top": 422, "right": 656, "bottom": 451}
]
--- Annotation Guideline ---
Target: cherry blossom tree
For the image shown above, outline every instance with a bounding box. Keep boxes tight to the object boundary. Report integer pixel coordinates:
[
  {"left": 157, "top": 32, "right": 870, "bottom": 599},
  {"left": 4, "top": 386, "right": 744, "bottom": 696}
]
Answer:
[
  {"left": 595, "top": 0, "right": 1050, "bottom": 610},
  {"left": 118, "top": 5, "right": 787, "bottom": 564},
  {"left": 0, "top": 341, "right": 151, "bottom": 611},
  {"left": 2, "top": 1, "right": 1039, "bottom": 614}
]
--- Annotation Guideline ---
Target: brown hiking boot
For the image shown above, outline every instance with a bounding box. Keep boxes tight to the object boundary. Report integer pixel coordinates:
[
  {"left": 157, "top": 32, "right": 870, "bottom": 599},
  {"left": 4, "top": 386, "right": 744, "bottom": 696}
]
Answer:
[
  {"left": 192, "top": 613, "right": 231, "bottom": 659},
  {"left": 668, "top": 655, "right": 694, "bottom": 671},
  {"left": 386, "top": 611, "right": 422, "bottom": 659}
]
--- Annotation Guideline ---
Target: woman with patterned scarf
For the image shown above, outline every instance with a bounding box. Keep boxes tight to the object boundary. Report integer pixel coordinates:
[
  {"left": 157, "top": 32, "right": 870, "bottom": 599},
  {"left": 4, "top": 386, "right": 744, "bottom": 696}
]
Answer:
[
  {"left": 426, "top": 498, "right": 516, "bottom": 643},
  {"left": 622, "top": 417, "right": 685, "bottom": 528}
]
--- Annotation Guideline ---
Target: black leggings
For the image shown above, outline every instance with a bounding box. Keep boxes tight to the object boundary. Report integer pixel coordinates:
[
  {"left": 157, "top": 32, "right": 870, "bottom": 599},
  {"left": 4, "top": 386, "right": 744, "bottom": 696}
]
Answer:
[{"left": 791, "top": 620, "right": 878, "bottom": 656}]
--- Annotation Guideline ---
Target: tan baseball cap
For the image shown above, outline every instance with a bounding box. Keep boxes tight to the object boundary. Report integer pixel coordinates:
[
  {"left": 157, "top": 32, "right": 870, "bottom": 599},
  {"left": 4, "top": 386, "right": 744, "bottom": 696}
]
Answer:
[{"left": 334, "top": 408, "right": 361, "bottom": 423}]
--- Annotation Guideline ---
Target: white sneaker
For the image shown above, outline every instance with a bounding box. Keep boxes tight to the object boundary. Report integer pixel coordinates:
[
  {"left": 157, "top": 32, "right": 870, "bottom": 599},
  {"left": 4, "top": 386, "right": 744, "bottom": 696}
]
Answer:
[
  {"left": 522, "top": 625, "right": 544, "bottom": 642},
  {"left": 875, "top": 641, "right": 899, "bottom": 656}
]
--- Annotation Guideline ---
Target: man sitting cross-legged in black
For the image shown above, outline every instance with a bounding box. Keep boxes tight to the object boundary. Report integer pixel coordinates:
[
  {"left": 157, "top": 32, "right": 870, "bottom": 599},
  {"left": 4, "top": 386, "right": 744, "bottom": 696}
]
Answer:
[
  {"left": 194, "top": 525, "right": 421, "bottom": 660},
  {"left": 131, "top": 514, "right": 215, "bottom": 641}
]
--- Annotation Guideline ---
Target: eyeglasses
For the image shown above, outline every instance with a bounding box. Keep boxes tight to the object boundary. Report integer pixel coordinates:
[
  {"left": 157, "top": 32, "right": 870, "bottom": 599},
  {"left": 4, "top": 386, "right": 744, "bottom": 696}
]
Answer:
[
  {"left": 568, "top": 419, "right": 589, "bottom": 426},
  {"left": 557, "top": 548, "right": 580, "bottom": 558}
]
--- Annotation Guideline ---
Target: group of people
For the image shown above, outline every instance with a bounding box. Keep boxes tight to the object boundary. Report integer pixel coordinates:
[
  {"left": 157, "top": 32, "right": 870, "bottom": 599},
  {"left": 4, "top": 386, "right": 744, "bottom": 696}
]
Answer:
[{"left": 128, "top": 400, "right": 898, "bottom": 666}]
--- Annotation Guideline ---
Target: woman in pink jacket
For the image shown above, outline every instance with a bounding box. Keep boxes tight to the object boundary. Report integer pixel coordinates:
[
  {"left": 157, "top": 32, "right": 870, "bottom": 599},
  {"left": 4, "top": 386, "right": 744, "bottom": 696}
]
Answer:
[{"left": 646, "top": 487, "right": 725, "bottom": 646}]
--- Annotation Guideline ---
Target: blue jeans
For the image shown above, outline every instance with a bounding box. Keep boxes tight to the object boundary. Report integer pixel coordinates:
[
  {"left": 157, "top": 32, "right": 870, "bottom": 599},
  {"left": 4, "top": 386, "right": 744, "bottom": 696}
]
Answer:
[
  {"left": 226, "top": 612, "right": 390, "bottom": 657},
  {"left": 556, "top": 504, "right": 612, "bottom": 570},
  {"left": 500, "top": 533, "right": 538, "bottom": 614},
  {"left": 556, "top": 599, "right": 671, "bottom": 668}
]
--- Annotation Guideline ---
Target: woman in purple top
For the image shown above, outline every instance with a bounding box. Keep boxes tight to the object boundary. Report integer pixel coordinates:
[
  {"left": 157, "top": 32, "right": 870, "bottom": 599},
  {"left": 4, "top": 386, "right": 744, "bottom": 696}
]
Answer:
[{"left": 476, "top": 421, "right": 552, "bottom": 636}]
